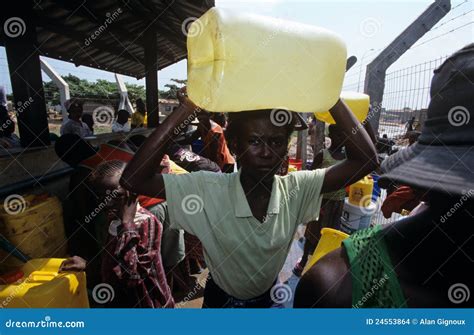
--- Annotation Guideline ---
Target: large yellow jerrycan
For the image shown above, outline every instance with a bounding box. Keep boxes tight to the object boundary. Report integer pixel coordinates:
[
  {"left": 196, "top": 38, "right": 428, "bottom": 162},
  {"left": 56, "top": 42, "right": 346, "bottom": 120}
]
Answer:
[
  {"left": 315, "top": 91, "right": 370, "bottom": 124},
  {"left": 0, "top": 258, "right": 89, "bottom": 308},
  {"left": 303, "top": 228, "right": 349, "bottom": 275},
  {"left": 187, "top": 7, "right": 347, "bottom": 113},
  {"left": 348, "top": 175, "right": 374, "bottom": 207},
  {"left": 0, "top": 194, "right": 68, "bottom": 270}
]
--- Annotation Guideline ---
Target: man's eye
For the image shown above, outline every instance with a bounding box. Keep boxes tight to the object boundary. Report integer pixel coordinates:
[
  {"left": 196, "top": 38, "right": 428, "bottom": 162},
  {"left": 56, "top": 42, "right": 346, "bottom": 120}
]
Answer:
[
  {"left": 249, "top": 138, "right": 262, "bottom": 146},
  {"left": 270, "top": 138, "right": 285, "bottom": 147}
]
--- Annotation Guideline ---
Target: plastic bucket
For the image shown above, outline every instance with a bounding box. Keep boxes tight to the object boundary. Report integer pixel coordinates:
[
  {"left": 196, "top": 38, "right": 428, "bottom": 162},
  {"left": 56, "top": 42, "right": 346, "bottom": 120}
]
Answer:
[
  {"left": 340, "top": 197, "right": 376, "bottom": 234},
  {"left": 303, "top": 228, "right": 349, "bottom": 274},
  {"left": 289, "top": 158, "right": 303, "bottom": 171}
]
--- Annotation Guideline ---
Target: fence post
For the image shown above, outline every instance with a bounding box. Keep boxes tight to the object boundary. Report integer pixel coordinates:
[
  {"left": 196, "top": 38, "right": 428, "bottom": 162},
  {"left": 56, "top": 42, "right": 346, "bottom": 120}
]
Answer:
[{"left": 364, "top": 0, "right": 451, "bottom": 134}]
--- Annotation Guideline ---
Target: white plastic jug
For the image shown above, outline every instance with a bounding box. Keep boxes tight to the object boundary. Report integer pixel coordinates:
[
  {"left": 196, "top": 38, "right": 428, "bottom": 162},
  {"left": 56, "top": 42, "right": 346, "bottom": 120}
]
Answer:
[{"left": 187, "top": 8, "right": 347, "bottom": 113}]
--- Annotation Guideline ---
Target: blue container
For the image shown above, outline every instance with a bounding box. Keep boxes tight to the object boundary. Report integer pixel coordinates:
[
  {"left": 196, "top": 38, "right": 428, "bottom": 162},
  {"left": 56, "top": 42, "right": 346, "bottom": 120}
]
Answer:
[{"left": 371, "top": 173, "right": 381, "bottom": 201}]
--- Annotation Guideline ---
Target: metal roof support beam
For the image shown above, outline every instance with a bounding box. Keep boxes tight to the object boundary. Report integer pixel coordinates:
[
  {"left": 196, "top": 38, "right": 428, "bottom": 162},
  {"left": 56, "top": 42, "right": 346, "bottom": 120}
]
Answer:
[
  {"left": 364, "top": 0, "right": 451, "bottom": 134},
  {"left": 115, "top": 73, "right": 135, "bottom": 115},
  {"left": 144, "top": 29, "right": 159, "bottom": 127},
  {"left": 40, "top": 58, "right": 70, "bottom": 122},
  {"left": 3, "top": 0, "right": 50, "bottom": 147}
]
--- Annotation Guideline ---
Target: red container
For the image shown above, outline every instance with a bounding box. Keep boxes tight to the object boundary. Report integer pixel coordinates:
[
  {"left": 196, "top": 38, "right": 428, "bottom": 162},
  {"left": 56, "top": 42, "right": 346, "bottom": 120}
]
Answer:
[{"left": 289, "top": 158, "right": 303, "bottom": 171}]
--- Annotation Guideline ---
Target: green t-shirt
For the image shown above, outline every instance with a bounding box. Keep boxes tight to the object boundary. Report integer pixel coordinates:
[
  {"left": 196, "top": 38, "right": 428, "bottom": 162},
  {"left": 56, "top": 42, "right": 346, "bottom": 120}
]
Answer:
[{"left": 163, "top": 168, "right": 326, "bottom": 299}]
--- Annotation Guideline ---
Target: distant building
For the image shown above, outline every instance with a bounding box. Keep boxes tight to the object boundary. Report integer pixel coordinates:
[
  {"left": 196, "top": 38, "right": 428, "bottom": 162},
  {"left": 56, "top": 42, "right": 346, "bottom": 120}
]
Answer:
[{"left": 159, "top": 98, "right": 179, "bottom": 116}]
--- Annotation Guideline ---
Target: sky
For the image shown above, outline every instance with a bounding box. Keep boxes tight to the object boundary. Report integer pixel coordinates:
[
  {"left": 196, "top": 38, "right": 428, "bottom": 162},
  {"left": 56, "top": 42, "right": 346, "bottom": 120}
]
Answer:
[{"left": 0, "top": 0, "right": 472, "bottom": 93}]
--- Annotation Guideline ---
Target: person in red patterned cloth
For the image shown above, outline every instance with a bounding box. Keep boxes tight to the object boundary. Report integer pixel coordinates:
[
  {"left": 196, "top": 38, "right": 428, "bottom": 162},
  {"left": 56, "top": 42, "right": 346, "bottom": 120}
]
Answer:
[{"left": 88, "top": 159, "right": 174, "bottom": 308}]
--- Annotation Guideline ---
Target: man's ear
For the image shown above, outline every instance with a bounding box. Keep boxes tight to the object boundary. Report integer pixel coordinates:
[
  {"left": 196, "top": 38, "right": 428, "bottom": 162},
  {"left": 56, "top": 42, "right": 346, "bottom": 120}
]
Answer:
[{"left": 228, "top": 138, "right": 238, "bottom": 157}]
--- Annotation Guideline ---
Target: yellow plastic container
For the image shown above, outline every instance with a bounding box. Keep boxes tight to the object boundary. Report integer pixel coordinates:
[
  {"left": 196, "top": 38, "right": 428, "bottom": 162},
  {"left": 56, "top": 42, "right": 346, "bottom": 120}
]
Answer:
[
  {"left": 0, "top": 194, "right": 68, "bottom": 270},
  {"left": 348, "top": 176, "right": 374, "bottom": 207},
  {"left": 0, "top": 258, "right": 89, "bottom": 308},
  {"left": 187, "top": 7, "right": 347, "bottom": 113},
  {"left": 303, "top": 228, "right": 349, "bottom": 275},
  {"left": 315, "top": 91, "right": 370, "bottom": 124}
]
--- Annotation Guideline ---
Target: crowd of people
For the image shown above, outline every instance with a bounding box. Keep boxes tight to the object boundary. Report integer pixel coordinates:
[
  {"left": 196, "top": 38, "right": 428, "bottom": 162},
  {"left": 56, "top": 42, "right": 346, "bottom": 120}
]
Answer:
[{"left": 3, "top": 44, "right": 472, "bottom": 309}]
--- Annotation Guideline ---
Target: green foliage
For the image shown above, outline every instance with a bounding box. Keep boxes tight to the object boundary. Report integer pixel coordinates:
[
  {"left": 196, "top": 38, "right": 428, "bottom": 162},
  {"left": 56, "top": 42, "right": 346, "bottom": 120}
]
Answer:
[{"left": 42, "top": 75, "right": 185, "bottom": 104}]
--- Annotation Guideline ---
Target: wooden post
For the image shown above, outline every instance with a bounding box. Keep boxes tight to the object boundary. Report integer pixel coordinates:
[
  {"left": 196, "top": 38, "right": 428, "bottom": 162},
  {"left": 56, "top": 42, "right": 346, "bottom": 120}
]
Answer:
[
  {"left": 364, "top": 0, "right": 451, "bottom": 134},
  {"left": 144, "top": 29, "right": 159, "bottom": 127},
  {"left": 3, "top": 0, "right": 50, "bottom": 147}
]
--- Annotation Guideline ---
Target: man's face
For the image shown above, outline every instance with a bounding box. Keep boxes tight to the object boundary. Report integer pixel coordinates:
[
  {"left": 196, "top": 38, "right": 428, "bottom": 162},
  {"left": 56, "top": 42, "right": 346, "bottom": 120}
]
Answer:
[
  {"left": 233, "top": 117, "right": 289, "bottom": 181},
  {"left": 69, "top": 108, "right": 83, "bottom": 121}
]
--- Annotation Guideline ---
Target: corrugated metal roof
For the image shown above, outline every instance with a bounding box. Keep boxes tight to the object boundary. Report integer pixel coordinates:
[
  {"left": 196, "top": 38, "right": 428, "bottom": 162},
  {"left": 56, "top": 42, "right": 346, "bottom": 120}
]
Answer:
[{"left": 1, "top": 0, "right": 214, "bottom": 78}]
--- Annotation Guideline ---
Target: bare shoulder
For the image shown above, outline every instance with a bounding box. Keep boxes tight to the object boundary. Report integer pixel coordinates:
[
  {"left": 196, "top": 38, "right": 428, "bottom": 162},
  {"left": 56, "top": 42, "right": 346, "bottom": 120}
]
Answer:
[{"left": 294, "top": 246, "right": 352, "bottom": 308}]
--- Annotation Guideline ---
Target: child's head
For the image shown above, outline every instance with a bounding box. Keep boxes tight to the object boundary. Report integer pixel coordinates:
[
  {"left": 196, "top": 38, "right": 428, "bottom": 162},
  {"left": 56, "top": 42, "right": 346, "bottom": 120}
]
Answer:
[
  {"left": 225, "top": 109, "right": 296, "bottom": 180},
  {"left": 117, "top": 109, "right": 129, "bottom": 125},
  {"left": 66, "top": 99, "right": 83, "bottom": 121},
  {"left": 136, "top": 98, "right": 146, "bottom": 115},
  {"left": 88, "top": 160, "right": 128, "bottom": 221}
]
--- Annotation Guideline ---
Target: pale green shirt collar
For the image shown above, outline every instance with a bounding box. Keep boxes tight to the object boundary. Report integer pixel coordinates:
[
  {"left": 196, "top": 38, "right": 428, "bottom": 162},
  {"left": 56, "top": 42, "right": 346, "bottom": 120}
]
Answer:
[{"left": 232, "top": 169, "right": 281, "bottom": 218}]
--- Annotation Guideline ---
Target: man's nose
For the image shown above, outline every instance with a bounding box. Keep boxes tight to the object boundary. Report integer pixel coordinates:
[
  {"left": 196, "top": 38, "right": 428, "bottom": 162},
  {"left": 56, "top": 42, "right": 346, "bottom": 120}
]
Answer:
[{"left": 260, "top": 142, "right": 273, "bottom": 158}]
